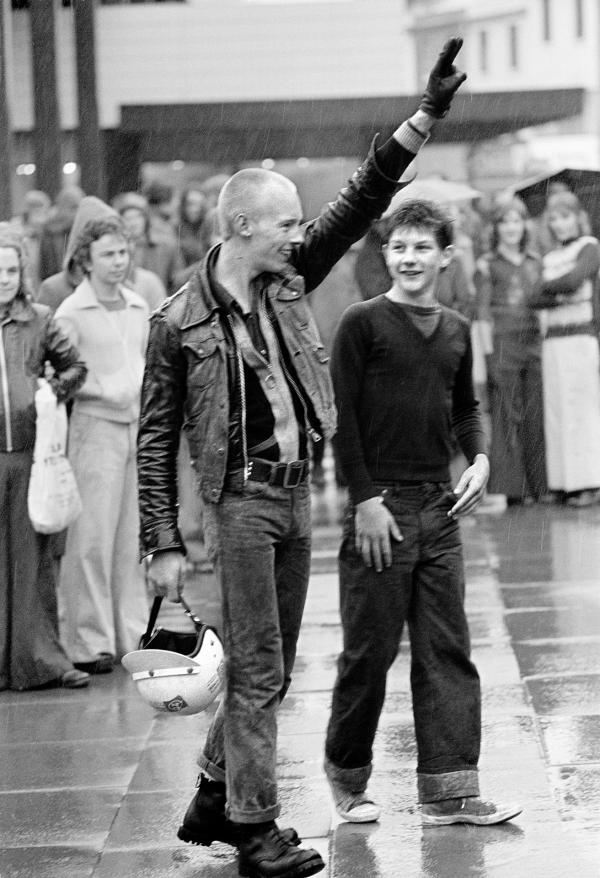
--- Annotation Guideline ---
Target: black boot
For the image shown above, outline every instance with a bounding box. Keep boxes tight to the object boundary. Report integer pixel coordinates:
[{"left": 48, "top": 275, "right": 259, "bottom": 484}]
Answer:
[
  {"left": 177, "top": 777, "right": 300, "bottom": 849},
  {"left": 236, "top": 821, "right": 324, "bottom": 878}
]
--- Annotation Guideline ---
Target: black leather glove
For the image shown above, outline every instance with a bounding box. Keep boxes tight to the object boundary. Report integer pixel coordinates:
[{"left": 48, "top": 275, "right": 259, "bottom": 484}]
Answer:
[{"left": 419, "top": 37, "right": 467, "bottom": 118}]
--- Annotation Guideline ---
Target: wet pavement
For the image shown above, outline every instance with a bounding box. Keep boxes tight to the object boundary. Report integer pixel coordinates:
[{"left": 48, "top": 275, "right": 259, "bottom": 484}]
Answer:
[{"left": 2, "top": 480, "right": 600, "bottom": 876}]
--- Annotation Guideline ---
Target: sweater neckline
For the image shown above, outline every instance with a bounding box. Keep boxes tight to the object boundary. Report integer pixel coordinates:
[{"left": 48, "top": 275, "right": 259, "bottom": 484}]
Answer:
[{"left": 384, "top": 296, "right": 445, "bottom": 343}]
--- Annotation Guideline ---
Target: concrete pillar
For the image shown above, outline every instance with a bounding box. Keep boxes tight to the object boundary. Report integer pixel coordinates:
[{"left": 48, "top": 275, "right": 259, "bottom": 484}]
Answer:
[
  {"left": 0, "top": 0, "right": 14, "bottom": 218},
  {"left": 74, "top": 0, "right": 105, "bottom": 198},
  {"left": 30, "top": 0, "right": 62, "bottom": 198}
]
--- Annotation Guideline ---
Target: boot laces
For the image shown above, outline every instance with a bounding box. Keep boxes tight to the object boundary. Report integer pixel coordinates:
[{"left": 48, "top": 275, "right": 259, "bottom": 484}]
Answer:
[{"left": 268, "top": 825, "right": 295, "bottom": 856}]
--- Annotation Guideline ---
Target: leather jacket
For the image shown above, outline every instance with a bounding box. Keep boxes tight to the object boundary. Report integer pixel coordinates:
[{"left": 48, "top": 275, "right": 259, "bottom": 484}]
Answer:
[
  {"left": 0, "top": 295, "right": 87, "bottom": 453},
  {"left": 138, "top": 138, "right": 416, "bottom": 557}
]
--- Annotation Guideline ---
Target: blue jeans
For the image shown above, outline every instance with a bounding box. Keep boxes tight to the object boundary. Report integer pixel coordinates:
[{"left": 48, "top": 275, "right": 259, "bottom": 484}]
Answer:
[
  {"left": 325, "top": 482, "right": 481, "bottom": 803},
  {"left": 199, "top": 480, "right": 311, "bottom": 823}
]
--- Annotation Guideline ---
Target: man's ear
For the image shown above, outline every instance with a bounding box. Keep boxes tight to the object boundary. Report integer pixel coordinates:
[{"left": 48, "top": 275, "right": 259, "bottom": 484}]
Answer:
[
  {"left": 233, "top": 213, "right": 252, "bottom": 238},
  {"left": 440, "top": 244, "right": 454, "bottom": 269}
]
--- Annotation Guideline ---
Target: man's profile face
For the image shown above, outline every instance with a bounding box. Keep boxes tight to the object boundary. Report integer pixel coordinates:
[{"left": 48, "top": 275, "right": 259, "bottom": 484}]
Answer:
[
  {"left": 383, "top": 225, "right": 450, "bottom": 299},
  {"left": 247, "top": 186, "right": 304, "bottom": 274},
  {"left": 87, "top": 233, "right": 130, "bottom": 287}
]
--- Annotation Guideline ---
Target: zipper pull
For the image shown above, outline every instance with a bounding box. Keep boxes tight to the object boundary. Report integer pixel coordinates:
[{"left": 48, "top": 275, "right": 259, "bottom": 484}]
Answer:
[{"left": 307, "top": 427, "right": 322, "bottom": 442}]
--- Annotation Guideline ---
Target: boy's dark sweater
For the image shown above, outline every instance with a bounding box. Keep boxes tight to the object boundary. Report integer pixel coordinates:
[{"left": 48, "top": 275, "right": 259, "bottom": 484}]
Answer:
[{"left": 331, "top": 295, "right": 487, "bottom": 503}]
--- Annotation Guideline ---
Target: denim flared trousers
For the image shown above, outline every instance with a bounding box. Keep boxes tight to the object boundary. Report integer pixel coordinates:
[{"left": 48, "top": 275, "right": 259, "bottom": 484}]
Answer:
[
  {"left": 199, "top": 480, "right": 312, "bottom": 823},
  {"left": 325, "top": 482, "right": 481, "bottom": 803}
]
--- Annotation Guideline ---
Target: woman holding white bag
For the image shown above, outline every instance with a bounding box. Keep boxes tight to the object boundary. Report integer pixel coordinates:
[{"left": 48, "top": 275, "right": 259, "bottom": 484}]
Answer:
[{"left": 0, "top": 224, "right": 89, "bottom": 690}]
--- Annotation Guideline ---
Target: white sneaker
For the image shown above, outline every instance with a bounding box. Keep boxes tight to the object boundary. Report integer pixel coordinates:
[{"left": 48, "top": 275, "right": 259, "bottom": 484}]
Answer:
[
  {"left": 420, "top": 797, "right": 522, "bottom": 826},
  {"left": 328, "top": 778, "right": 380, "bottom": 823}
]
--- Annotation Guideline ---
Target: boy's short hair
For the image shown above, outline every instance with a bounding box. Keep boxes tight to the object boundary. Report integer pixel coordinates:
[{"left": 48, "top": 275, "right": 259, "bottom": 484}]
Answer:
[
  {"left": 382, "top": 199, "right": 454, "bottom": 250},
  {"left": 71, "top": 216, "right": 129, "bottom": 273}
]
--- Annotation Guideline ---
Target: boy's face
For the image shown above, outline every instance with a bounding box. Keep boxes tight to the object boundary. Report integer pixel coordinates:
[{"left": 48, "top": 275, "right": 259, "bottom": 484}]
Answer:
[
  {"left": 87, "top": 233, "right": 130, "bottom": 287},
  {"left": 383, "top": 225, "right": 451, "bottom": 299}
]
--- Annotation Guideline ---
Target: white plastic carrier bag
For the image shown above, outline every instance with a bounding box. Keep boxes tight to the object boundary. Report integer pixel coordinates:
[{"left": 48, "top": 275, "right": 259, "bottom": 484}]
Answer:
[{"left": 27, "top": 378, "right": 82, "bottom": 534}]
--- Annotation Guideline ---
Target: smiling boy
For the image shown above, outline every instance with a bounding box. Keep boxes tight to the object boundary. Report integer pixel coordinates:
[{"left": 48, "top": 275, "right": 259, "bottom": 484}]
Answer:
[{"left": 323, "top": 199, "right": 522, "bottom": 826}]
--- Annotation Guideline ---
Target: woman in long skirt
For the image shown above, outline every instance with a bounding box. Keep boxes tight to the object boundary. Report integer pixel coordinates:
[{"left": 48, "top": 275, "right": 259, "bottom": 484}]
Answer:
[
  {"left": 533, "top": 191, "right": 600, "bottom": 507},
  {"left": 0, "top": 225, "right": 89, "bottom": 690},
  {"left": 475, "top": 196, "right": 547, "bottom": 504}
]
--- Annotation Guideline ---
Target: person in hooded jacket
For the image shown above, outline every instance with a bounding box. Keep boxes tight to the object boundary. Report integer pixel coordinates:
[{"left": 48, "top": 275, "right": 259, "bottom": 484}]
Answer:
[
  {"left": 38, "top": 196, "right": 166, "bottom": 315},
  {"left": 54, "top": 211, "right": 151, "bottom": 675},
  {"left": 38, "top": 186, "right": 84, "bottom": 281},
  {"left": 0, "top": 224, "right": 89, "bottom": 691},
  {"left": 114, "top": 191, "right": 183, "bottom": 294}
]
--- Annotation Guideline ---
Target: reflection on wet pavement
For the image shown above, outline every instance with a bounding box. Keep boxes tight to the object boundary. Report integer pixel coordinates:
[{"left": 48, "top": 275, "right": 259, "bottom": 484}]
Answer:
[{"left": 1, "top": 491, "right": 599, "bottom": 876}]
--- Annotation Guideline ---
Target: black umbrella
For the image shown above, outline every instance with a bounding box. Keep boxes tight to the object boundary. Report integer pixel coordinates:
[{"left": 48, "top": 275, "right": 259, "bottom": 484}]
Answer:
[{"left": 513, "top": 167, "right": 600, "bottom": 236}]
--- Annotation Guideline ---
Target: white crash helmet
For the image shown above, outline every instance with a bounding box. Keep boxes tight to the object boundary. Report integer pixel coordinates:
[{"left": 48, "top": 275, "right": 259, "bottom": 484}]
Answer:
[{"left": 122, "top": 626, "right": 224, "bottom": 716}]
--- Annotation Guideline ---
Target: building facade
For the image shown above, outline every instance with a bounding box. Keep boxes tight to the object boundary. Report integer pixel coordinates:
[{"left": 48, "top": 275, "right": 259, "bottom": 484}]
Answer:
[{"left": 3, "top": 0, "right": 598, "bottom": 205}]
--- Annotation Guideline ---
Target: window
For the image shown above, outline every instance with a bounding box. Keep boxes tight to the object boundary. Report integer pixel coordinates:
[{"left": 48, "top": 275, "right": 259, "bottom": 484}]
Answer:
[
  {"left": 479, "top": 29, "right": 488, "bottom": 72},
  {"left": 509, "top": 24, "right": 518, "bottom": 68},
  {"left": 12, "top": 1, "right": 72, "bottom": 7},
  {"left": 575, "top": 0, "right": 584, "bottom": 38},
  {"left": 100, "top": 1, "right": 185, "bottom": 4},
  {"left": 12, "top": 0, "right": 184, "bottom": 7},
  {"left": 542, "top": 0, "right": 551, "bottom": 41}
]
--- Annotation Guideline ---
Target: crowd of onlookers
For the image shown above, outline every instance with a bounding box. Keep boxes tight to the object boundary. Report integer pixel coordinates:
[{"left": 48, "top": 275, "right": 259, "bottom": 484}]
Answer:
[
  {"left": 335, "top": 188, "right": 600, "bottom": 510},
  {"left": 0, "top": 176, "right": 223, "bottom": 693},
  {"left": 2, "top": 170, "right": 600, "bottom": 694}
]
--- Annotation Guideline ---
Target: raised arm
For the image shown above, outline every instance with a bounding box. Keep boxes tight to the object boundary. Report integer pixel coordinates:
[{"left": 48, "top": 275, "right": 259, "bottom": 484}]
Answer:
[{"left": 296, "top": 38, "right": 467, "bottom": 291}]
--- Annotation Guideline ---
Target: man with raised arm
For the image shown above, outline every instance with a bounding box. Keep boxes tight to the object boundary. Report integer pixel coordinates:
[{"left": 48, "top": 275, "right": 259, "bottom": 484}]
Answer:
[{"left": 138, "top": 40, "right": 468, "bottom": 878}]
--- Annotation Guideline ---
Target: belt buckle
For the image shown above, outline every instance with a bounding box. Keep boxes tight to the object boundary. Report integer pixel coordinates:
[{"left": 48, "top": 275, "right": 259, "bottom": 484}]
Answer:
[{"left": 283, "top": 460, "right": 304, "bottom": 488}]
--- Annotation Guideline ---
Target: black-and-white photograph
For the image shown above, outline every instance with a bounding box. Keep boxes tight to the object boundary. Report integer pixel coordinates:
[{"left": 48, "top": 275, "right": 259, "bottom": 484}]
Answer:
[{"left": 0, "top": 2, "right": 599, "bottom": 876}]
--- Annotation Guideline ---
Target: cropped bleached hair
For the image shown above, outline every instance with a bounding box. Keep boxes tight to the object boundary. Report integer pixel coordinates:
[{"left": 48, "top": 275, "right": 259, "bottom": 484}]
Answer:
[{"left": 216, "top": 168, "right": 297, "bottom": 240}]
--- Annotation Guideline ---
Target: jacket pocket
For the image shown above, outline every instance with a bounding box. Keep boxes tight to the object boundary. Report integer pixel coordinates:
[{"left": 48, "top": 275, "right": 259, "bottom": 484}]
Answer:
[{"left": 183, "top": 336, "right": 220, "bottom": 389}]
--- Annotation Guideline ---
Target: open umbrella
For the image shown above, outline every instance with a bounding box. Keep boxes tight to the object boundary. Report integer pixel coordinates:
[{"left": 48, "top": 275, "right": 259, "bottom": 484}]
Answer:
[
  {"left": 513, "top": 167, "right": 600, "bottom": 235},
  {"left": 383, "top": 177, "right": 482, "bottom": 217}
]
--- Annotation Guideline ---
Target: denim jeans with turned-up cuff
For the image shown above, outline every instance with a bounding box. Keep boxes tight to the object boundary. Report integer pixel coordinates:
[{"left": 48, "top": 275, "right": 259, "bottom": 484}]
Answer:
[
  {"left": 198, "top": 479, "right": 312, "bottom": 824},
  {"left": 325, "top": 481, "right": 481, "bottom": 804}
]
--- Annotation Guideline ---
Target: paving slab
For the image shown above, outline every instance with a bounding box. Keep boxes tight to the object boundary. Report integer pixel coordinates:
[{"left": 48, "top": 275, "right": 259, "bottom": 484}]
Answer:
[
  {"left": 513, "top": 637, "right": 600, "bottom": 677},
  {"left": 0, "top": 736, "right": 146, "bottom": 792},
  {"left": 0, "top": 846, "right": 99, "bottom": 878},
  {"left": 0, "top": 788, "right": 123, "bottom": 847},
  {"left": 2, "top": 500, "right": 600, "bottom": 876},
  {"left": 525, "top": 673, "right": 600, "bottom": 715},
  {"left": 539, "top": 714, "right": 600, "bottom": 763}
]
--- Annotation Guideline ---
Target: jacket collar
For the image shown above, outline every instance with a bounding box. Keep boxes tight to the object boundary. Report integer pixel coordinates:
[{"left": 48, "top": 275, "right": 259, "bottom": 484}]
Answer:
[
  {"left": 1, "top": 294, "right": 37, "bottom": 324},
  {"left": 180, "top": 244, "right": 304, "bottom": 329},
  {"left": 180, "top": 244, "right": 225, "bottom": 329},
  {"left": 72, "top": 277, "right": 146, "bottom": 309}
]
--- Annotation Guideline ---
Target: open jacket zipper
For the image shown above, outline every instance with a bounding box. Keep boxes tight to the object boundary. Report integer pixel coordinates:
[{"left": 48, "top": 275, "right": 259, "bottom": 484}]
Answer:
[{"left": 0, "top": 323, "right": 13, "bottom": 451}]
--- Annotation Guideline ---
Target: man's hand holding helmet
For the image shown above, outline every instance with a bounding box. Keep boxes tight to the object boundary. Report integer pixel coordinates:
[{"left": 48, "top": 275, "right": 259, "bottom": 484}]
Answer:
[{"left": 147, "top": 549, "right": 186, "bottom": 602}]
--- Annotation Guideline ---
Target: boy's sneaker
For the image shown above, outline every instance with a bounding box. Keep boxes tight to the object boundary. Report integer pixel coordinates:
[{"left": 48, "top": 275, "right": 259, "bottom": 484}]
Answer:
[
  {"left": 327, "top": 777, "right": 380, "bottom": 823},
  {"left": 420, "top": 796, "right": 522, "bottom": 826}
]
